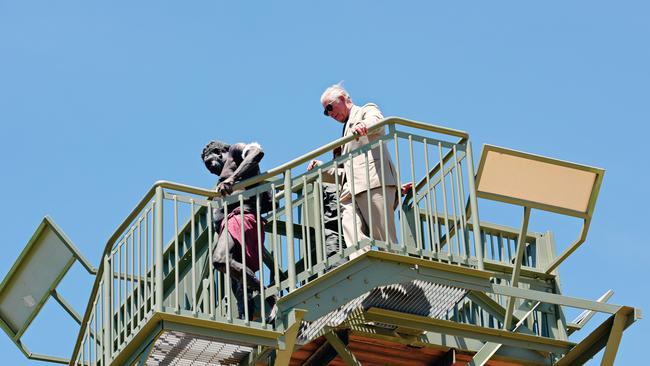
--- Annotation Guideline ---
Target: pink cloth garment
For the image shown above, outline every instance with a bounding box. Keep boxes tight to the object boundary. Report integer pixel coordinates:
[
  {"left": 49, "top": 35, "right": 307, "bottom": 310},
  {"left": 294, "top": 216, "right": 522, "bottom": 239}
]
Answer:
[{"left": 220, "top": 208, "right": 265, "bottom": 273}]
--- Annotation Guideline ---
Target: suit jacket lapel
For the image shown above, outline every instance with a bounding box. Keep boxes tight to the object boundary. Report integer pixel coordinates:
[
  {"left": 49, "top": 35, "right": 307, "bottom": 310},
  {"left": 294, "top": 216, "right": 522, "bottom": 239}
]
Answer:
[{"left": 342, "top": 105, "right": 360, "bottom": 154}]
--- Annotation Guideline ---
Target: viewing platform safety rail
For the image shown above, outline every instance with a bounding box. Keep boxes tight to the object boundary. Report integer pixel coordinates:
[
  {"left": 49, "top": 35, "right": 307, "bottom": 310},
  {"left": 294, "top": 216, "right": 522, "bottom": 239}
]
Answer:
[{"left": 69, "top": 118, "right": 559, "bottom": 366}]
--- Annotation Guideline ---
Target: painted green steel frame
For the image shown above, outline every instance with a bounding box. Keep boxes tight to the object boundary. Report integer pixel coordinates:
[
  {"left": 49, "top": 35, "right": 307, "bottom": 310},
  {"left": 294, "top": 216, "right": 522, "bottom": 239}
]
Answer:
[
  {"left": 69, "top": 117, "right": 472, "bottom": 364},
  {"left": 63, "top": 117, "right": 640, "bottom": 366},
  {"left": 83, "top": 249, "right": 635, "bottom": 366},
  {"left": 475, "top": 144, "right": 605, "bottom": 274},
  {"left": 364, "top": 307, "right": 574, "bottom": 354},
  {"left": 567, "top": 290, "right": 614, "bottom": 335},
  {"left": 503, "top": 206, "right": 532, "bottom": 330},
  {"left": 554, "top": 306, "right": 639, "bottom": 366},
  {"left": 0, "top": 216, "right": 96, "bottom": 365},
  {"left": 468, "top": 301, "right": 541, "bottom": 365},
  {"left": 108, "top": 310, "right": 284, "bottom": 366},
  {"left": 274, "top": 309, "right": 306, "bottom": 366},
  {"left": 300, "top": 329, "right": 349, "bottom": 366},
  {"left": 275, "top": 250, "right": 628, "bottom": 330}
]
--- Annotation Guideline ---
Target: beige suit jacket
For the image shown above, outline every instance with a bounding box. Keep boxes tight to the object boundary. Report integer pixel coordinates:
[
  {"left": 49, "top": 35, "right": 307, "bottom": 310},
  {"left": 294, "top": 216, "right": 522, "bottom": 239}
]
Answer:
[{"left": 323, "top": 103, "right": 398, "bottom": 202}]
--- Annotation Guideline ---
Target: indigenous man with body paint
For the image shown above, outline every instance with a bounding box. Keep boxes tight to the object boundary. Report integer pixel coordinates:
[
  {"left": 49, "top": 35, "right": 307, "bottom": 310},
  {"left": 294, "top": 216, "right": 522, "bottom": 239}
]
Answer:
[{"left": 201, "top": 140, "right": 276, "bottom": 321}]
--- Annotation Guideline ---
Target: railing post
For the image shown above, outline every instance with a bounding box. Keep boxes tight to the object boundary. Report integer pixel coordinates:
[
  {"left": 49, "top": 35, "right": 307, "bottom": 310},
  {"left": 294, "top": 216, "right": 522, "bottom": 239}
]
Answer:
[
  {"left": 101, "top": 255, "right": 112, "bottom": 365},
  {"left": 312, "top": 182, "right": 324, "bottom": 273},
  {"left": 465, "top": 141, "right": 485, "bottom": 270},
  {"left": 154, "top": 186, "right": 164, "bottom": 311},
  {"left": 284, "top": 170, "right": 297, "bottom": 291}
]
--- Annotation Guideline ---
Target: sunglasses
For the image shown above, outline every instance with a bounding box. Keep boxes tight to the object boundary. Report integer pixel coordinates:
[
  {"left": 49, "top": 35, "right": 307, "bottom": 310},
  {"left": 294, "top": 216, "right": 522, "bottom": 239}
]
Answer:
[{"left": 323, "top": 101, "right": 334, "bottom": 116}]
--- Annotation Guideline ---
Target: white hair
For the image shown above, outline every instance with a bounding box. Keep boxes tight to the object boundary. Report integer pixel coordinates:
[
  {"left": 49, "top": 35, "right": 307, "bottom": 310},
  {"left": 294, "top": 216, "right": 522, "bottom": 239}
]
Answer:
[
  {"left": 320, "top": 81, "right": 350, "bottom": 104},
  {"left": 243, "top": 142, "right": 262, "bottom": 157}
]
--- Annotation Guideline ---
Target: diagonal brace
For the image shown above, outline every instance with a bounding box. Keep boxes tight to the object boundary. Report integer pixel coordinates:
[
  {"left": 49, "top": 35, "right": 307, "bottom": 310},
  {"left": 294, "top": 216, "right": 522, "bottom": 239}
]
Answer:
[
  {"left": 468, "top": 301, "right": 541, "bottom": 366},
  {"left": 323, "top": 329, "right": 362, "bottom": 366},
  {"left": 503, "top": 206, "right": 531, "bottom": 330},
  {"left": 302, "top": 329, "right": 349, "bottom": 366},
  {"left": 567, "top": 290, "right": 614, "bottom": 335},
  {"left": 554, "top": 306, "right": 638, "bottom": 366}
]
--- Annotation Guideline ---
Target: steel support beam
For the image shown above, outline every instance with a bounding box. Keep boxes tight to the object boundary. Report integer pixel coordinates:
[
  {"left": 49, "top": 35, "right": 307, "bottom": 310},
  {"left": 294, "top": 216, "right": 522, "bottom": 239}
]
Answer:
[
  {"left": 13, "top": 339, "right": 70, "bottom": 365},
  {"left": 277, "top": 249, "right": 621, "bottom": 334},
  {"left": 489, "top": 283, "right": 620, "bottom": 314},
  {"left": 408, "top": 251, "right": 621, "bottom": 315},
  {"left": 323, "top": 329, "right": 362, "bottom": 366},
  {"left": 466, "top": 291, "right": 541, "bottom": 344},
  {"left": 503, "top": 206, "right": 531, "bottom": 330},
  {"left": 162, "top": 319, "right": 279, "bottom": 348},
  {"left": 50, "top": 289, "right": 82, "bottom": 325},
  {"left": 567, "top": 290, "right": 614, "bottom": 336},
  {"left": 102, "top": 255, "right": 112, "bottom": 365},
  {"left": 275, "top": 309, "right": 306, "bottom": 366},
  {"left": 545, "top": 218, "right": 591, "bottom": 274},
  {"left": 599, "top": 308, "right": 628, "bottom": 366},
  {"left": 466, "top": 291, "right": 522, "bottom": 329},
  {"left": 24, "top": 352, "right": 69, "bottom": 365},
  {"left": 465, "top": 141, "right": 485, "bottom": 270},
  {"left": 154, "top": 186, "right": 164, "bottom": 312},
  {"left": 468, "top": 301, "right": 541, "bottom": 366},
  {"left": 554, "top": 306, "right": 638, "bottom": 366},
  {"left": 302, "top": 329, "right": 349, "bottom": 366},
  {"left": 365, "top": 308, "right": 574, "bottom": 354}
]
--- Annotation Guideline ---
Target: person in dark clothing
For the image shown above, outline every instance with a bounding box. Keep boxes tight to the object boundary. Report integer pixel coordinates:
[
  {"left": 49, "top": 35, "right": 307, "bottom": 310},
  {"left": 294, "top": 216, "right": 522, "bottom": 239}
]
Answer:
[
  {"left": 201, "top": 140, "right": 276, "bottom": 322},
  {"left": 313, "top": 147, "right": 347, "bottom": 270},
  {"left": 321, "top": 182, "right": 343, "bottom": 258}
]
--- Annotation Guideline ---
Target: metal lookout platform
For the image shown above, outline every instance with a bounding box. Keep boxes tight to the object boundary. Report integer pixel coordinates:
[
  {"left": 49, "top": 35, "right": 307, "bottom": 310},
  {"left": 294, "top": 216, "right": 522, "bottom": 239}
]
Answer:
[{"left": 0, "top": 117, "right": 640, "bottom": 366}]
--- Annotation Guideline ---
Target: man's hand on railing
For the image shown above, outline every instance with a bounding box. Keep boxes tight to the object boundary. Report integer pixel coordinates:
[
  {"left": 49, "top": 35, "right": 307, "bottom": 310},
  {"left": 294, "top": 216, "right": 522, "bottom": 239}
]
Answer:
[
  {"left": 401, "top": 182, "right": 414, "bottom": 195},
  {"left": 216, "top": 178, "right": 234, "bottom": 195},
  {"left": 307, "top": 160, "right": 322, "bottom": 171},
  {"left": 352, "top": 121, "right": 368, "bottom": 140}
]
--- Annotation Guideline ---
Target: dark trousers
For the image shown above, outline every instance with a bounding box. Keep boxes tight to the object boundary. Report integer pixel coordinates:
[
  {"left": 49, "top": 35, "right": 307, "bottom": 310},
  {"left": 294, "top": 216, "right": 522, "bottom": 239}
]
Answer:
[{"left": 212, "top": 228, "right": 277, "bottom": 320}]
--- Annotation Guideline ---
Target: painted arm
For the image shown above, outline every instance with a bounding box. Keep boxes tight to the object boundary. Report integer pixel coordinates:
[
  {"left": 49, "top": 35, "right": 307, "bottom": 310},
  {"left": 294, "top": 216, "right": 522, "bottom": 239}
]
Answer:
[{"left": 217, "top": 143, "right": 264, "bottom": 195}]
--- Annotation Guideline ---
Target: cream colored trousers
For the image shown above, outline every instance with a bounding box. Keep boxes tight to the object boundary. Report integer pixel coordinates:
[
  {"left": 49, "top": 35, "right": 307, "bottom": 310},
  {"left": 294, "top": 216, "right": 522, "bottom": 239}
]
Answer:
[{"left": 340, "top": 186, "right": 397, "bottom": 259}]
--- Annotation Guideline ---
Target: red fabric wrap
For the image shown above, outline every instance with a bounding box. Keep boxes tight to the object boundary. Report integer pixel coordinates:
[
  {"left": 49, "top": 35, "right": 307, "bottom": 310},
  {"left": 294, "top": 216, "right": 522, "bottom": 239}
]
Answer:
[{"left": 220, "top": 208, "right": 264, "bottom": 273}]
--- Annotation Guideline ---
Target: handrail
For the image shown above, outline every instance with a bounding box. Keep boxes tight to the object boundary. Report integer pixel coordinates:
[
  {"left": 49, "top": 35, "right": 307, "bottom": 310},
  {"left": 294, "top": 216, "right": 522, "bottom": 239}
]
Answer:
[
  {"left": 228, "top": 116, "right": 468, "bottom": 191},
  {"left": 68, "top": 180, "right": 224, "bottom": 364},
  {"left": 69, "top": 117, "right": 469, "bottom": 363}
]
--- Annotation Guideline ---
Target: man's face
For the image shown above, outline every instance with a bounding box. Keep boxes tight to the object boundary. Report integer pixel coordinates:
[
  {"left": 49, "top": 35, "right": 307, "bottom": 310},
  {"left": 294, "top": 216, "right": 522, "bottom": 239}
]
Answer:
[
  {"left": 323, "top": 94, "right": 350, "bottom": 123},
  {"left": 203, "top": 147, "right": 228, "bottom": 176}
]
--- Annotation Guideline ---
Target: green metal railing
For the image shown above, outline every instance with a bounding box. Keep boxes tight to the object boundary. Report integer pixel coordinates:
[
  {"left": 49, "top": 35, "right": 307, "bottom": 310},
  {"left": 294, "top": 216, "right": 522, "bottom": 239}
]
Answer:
[{"left": 69, "top": 117, "right": 554, "bottom": 366}]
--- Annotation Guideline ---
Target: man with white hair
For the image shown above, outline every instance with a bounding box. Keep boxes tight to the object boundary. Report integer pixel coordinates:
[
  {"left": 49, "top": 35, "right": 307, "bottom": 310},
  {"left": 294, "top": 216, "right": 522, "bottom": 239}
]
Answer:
[{"left": 308, "top": 83, "right": 405, "bottom": 257}]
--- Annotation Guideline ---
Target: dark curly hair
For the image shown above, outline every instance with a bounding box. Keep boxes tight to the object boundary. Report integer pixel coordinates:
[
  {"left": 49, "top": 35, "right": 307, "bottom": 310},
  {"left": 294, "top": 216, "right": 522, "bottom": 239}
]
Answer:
[{"left": 201, "top": 140, "right": 230, "bottom": 161}]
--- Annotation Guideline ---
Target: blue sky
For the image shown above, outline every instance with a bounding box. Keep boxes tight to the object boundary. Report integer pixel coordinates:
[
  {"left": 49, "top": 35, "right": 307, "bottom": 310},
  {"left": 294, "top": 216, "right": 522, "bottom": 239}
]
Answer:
[{"left": 0, "top": 1, "right": 648, "bottom": 365}]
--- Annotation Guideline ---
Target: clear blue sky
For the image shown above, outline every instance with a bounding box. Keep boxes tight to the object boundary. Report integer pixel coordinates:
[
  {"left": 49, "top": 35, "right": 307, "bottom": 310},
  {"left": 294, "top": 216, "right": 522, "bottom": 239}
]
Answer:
[{"left": 1, "top": 1, "right": 647, "bottom": 365}]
